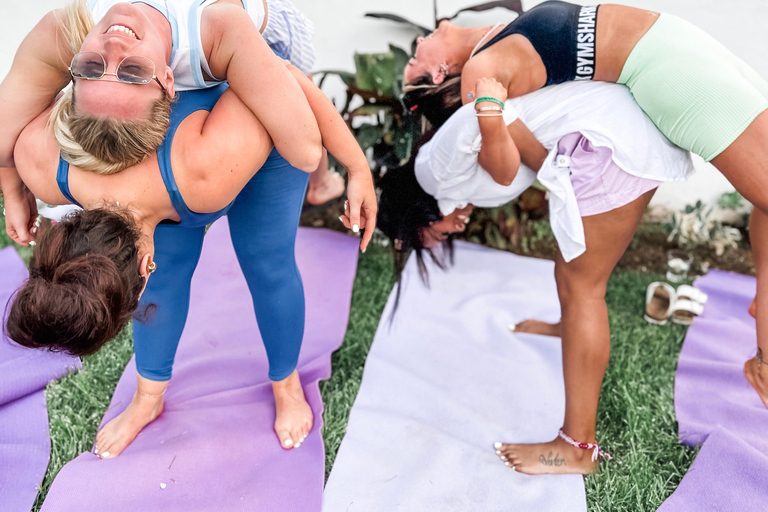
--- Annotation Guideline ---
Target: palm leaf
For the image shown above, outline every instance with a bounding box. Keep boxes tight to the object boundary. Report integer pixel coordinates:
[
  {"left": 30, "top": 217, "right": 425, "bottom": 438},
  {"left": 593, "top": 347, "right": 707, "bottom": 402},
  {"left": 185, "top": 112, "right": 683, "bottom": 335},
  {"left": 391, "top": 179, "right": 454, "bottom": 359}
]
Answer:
[
  {"left": 364, "top": 13, "right": 432, "bottom": 34},
  {"left": 447, "top": 0, "right": 524, "bottom": 20}
]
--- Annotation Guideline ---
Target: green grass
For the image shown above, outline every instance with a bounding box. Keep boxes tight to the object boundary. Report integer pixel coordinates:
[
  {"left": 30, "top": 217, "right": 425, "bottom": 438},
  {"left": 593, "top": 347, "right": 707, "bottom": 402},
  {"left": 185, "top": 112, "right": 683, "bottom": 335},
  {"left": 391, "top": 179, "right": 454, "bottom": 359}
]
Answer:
[{"left": 1, "top": 212, "right": 695, "bottom": 511}]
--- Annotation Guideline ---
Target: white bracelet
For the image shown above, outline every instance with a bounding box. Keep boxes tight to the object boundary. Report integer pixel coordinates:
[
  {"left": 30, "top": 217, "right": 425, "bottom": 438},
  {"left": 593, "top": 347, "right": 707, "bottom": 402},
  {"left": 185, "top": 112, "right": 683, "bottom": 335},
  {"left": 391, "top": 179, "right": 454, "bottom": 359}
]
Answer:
[
  {"left": 476, "top": 113, "right": 504, "bottom": 117},
  {"left": 476, "top": 106, "right": 503, "bottom": 112}
]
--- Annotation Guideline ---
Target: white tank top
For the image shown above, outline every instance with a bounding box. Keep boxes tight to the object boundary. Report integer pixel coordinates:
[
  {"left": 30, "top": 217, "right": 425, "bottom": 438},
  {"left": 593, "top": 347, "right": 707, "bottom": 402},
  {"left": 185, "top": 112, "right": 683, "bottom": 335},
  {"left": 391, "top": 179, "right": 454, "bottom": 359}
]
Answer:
[{"left": 87, "top": 0, "right": 266, "bottom": 91}]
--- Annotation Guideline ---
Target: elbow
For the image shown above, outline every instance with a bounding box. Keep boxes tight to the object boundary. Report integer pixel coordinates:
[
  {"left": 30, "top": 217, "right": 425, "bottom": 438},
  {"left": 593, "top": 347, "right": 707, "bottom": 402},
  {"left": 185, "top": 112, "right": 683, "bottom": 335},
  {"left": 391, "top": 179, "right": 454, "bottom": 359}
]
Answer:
[
  {"left": 296, "top": 140, "right": 323, "bottom": 173},
  {"left": 493, "top": 174, "right": 515, "bottom": 187}
]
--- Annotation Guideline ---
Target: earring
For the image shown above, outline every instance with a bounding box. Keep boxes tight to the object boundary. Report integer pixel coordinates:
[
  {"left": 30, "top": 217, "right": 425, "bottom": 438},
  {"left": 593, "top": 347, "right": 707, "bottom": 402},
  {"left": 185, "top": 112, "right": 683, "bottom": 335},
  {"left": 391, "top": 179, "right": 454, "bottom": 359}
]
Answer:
[
  {"left": 147, "top": 261, "right": 157, "bottom": 274},
  {"left": 439, "top": 63, "right": 450, "bottom": 77}
]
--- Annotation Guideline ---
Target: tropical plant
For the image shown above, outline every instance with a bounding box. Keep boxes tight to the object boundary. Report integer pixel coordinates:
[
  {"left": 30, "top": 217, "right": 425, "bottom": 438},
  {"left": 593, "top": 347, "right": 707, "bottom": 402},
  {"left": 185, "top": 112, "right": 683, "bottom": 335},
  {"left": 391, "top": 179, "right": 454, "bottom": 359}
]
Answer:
[{"left": 315, "top": 0, "right": 524, "bottom": 177}]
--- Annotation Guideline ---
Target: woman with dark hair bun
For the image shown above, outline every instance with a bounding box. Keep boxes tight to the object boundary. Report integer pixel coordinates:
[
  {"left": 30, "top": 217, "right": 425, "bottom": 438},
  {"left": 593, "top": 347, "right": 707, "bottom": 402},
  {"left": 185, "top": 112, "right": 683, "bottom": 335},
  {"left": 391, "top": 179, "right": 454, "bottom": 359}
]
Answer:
[
  {"left": 381, "top": 78, "right": 697, "bottom": 474},
  {"left": 7, "top": 208, "right": 145, "bottom": 357},
  {"left": 2, "top": 69, "right": 373, "bottom": 461}
]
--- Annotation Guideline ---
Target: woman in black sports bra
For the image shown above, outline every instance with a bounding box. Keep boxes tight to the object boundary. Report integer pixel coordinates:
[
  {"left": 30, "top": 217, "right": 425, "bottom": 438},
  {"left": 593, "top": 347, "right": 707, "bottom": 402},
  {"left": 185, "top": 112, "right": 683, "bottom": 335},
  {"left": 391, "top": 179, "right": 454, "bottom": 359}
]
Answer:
[{"left": 403, "top": 0, "right": 768, "bottom": 477}]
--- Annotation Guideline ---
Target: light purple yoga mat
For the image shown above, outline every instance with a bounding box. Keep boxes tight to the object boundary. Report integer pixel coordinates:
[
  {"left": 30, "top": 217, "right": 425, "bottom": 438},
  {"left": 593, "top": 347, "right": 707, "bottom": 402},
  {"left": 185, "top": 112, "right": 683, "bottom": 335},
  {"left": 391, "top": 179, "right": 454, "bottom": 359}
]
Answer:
[
  {"left": 40, "top": 220, "right": 359, "bottom": 512},
  {"left": 1, "top": 248, "right": 81, "bottom": 512},
  {"left": 659, "top": 269, "right": 768, "bottom": 511},
  {"left": 673, "top": 270, "right": 765, "bottom": 450},
  {"left": 658, "top": 427, "right": 768, "bottom": 512}
]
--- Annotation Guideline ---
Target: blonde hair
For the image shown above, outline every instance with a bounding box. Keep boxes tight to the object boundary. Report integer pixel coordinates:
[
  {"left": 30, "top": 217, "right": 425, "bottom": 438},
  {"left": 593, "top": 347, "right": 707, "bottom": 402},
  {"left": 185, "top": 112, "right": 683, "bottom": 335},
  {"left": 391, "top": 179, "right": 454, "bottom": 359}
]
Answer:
[{"left": 49, "top": 0, "right": 172, "bottom": 175}]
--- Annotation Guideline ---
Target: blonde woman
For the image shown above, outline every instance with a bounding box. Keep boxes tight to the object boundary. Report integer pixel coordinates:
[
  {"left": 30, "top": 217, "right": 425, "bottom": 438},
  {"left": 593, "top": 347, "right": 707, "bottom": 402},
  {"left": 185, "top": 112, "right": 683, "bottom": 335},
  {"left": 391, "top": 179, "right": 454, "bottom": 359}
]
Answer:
[{"left": 0, "top": 0, "right": 362, "bottom": 211}]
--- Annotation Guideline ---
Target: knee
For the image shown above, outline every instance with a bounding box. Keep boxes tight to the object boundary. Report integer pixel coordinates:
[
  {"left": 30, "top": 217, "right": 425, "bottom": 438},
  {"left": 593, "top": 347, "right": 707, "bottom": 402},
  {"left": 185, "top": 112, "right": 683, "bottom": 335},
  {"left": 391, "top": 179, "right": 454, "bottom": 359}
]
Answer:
[{"left": 554, "top": 263, "right": 608, "bottom": 305}]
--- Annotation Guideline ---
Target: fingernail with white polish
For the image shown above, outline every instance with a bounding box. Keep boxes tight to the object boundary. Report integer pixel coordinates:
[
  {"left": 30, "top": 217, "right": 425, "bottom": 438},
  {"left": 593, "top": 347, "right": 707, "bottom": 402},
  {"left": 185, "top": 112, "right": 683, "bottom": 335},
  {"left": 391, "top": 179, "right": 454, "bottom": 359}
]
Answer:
[
  {"left": 494, "top": 442, "right": 502, "bottom": 449},
  {"left": 504, "top": 462, "right": 511, "bottom": 467},
  {"left": 295, "top": 442, "right": 302, "bottom": 449},
  {"left": 100, "top": 451, "right": 110, "bottom": 459},
  {"left": 284, "top": 439, "right": 294, "bottom": 448},
  {"left": 500, "top": 455, "right": 507, "bottom": 461},
  {"left": 352, "top": 224, "right": 359, "bottom": 233},
  {"left": 508, "top": 324, "right": 516, "bottom": 332}
]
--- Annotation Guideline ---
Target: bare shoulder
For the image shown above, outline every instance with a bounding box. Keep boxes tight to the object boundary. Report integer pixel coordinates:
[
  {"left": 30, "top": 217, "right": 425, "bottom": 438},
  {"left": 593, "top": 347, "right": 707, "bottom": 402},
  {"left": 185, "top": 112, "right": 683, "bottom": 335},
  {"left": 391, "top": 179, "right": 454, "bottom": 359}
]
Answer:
[
  {"left": 461, "top": 56, "right": 503, "bottom": 104},
  {"left": 14, "top": 110, "right": 67, "bottom": 204}
]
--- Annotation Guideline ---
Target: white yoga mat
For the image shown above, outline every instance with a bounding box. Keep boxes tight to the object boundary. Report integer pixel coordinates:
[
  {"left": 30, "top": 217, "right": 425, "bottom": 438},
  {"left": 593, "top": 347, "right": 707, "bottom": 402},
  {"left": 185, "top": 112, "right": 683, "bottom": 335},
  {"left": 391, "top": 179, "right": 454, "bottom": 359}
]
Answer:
[{"left": 323, "top": 241, "right": 587, "bottom": 512}]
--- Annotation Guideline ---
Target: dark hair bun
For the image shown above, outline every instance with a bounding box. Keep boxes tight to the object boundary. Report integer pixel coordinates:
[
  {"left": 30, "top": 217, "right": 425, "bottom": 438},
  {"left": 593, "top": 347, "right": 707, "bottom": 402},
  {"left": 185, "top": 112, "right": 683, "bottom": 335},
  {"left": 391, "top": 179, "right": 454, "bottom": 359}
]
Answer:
[{"left": 5, "top": 209, "right": 144, "bottom": 357}]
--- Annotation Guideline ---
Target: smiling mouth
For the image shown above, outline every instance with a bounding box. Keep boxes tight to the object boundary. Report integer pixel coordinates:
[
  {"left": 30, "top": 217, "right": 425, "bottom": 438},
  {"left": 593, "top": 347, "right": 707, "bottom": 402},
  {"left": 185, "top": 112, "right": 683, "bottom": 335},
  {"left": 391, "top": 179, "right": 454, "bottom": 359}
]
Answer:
[{"left": 106, "top": 24, "right": 139, "bottom": 39}]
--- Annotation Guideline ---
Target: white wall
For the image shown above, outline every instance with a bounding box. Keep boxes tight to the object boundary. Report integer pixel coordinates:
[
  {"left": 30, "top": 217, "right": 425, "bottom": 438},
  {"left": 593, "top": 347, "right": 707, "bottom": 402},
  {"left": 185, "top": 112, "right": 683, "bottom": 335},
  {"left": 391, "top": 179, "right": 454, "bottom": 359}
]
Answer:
[{"left": 3, "top": 0, "right": 767, "bottom": 214}]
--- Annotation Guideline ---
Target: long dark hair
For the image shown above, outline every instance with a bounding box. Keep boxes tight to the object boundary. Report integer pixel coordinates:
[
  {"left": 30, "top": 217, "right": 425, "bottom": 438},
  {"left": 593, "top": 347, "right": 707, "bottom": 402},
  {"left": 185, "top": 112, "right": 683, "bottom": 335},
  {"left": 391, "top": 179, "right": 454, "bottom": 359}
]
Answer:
[
  {"left": 377, "top": 130, "right": 456, "bottom": 311},
  {"left": 402, "top": 73, "right": 463, "bottom": 128},
  {"left": 5, "top": 208, "right": 146, "bottom": 357}
]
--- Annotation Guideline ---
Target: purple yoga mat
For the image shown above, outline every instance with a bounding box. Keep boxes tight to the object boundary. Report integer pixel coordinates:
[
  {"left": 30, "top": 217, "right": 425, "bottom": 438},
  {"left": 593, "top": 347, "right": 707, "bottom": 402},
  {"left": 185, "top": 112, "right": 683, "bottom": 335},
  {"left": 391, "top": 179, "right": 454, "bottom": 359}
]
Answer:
[
  {"left": 658, "top": 427, "right": 768, "bottom": 512},
  {"left": 659, "top": 269, "right": 768, "bottom": 511},
  {"left": 41, "top": 220, "right": 358, "bottom": 512},
  {"left": 673, "top": 270, "right": 765, "bottom": 450},
  {"left": 1, "top": 248, "right": 81, "bottom": 512}
]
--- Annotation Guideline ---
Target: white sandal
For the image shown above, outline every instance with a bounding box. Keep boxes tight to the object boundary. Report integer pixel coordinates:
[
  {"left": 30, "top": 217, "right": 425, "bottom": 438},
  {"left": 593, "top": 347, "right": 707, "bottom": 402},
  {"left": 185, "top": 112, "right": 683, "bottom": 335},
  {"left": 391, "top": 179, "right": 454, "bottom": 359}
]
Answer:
[
  {"left": 676, "top": 285, "right": 708, "bottom": 305},
  {"left": 671, "top": 299, "right": 705, "bottom": 326},
  {"left": 645, "top": 282, "right": 677, "bottom": 325}
]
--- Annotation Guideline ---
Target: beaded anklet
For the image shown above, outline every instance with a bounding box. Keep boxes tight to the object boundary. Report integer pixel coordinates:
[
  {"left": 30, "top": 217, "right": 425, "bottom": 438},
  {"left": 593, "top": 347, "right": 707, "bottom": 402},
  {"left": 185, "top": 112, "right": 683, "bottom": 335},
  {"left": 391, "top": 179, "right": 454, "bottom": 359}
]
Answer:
[{"left": 558, "top": 429, "right": 613, "bottom": 462}]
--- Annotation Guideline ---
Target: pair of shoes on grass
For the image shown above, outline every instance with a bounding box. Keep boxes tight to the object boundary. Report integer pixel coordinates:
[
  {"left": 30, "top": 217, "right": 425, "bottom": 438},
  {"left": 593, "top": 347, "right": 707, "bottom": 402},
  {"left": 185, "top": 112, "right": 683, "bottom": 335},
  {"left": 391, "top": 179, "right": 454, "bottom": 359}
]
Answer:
[{"left": 645, "top": 283, "right": 708, "bottom": 326}]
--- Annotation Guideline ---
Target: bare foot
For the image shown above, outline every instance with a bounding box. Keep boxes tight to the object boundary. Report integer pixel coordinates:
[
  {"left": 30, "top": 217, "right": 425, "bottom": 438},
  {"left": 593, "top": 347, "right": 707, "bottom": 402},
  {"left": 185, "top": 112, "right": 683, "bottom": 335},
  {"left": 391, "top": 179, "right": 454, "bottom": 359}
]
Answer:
[
  {"left": 749, "top": 299, "right": 757, "bottom": 319},
  {"left": 495, "top": 437, "right": 598, "bottom": 475},
  {"left": 94, "top": 392, "right": 164, "bottom": 459},
  {"left": 307, "top": 171, "right": 345, "bottom": 205},
  {"left": 510, "top": 319, "right": 561, "bottom": 337},
  {"left": 273, "top": 370, "right": 314, "bottom": 450},
  {"left": 744, "top": 355, "right": 768, "bottom": 408}
]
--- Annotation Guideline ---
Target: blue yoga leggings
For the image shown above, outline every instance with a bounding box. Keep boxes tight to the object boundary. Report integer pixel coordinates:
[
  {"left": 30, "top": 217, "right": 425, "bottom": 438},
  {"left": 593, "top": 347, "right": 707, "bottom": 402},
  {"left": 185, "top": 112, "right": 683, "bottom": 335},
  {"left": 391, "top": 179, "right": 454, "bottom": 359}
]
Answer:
[{"left": 132, "top": 149, "right": 309, "bottom": 382}]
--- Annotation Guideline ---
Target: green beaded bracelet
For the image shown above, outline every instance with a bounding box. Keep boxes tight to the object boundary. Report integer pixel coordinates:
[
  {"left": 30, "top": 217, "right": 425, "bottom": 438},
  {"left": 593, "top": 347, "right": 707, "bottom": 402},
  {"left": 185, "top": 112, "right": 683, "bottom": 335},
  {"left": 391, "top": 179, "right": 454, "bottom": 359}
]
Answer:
[{"left": 473, "top": 96, "right": 505, "bottom": 109}]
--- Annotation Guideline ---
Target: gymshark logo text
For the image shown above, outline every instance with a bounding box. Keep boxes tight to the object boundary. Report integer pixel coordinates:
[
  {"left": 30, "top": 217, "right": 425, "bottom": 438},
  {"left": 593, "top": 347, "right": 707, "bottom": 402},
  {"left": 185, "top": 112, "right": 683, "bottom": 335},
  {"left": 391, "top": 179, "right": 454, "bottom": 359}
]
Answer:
[{"left": 575, "top": 5, "right": 597, "bottom": 80}]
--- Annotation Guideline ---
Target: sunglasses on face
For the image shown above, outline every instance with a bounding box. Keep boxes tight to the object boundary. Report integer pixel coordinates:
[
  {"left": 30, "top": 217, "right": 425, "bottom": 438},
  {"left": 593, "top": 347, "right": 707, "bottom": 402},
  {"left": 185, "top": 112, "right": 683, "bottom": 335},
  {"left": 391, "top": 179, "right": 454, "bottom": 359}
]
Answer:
[{"left": 69, "top": 52, "right": 166, "bottom": 94}]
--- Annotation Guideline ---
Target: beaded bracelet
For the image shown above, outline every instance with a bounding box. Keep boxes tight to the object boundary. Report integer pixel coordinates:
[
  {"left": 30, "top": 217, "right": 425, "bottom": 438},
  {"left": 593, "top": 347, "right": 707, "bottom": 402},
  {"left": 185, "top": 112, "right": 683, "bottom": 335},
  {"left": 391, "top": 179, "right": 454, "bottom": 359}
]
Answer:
[{"left": 474, "top": 96, "right": 505, "bottom": 109}]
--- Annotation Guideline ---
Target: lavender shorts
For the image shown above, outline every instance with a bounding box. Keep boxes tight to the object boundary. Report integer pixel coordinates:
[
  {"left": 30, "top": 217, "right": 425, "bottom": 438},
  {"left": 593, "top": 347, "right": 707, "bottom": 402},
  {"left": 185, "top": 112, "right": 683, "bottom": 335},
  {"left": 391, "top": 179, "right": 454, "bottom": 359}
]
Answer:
[{"left": 557, "top": 132, "right": 662, "bottom": 217}]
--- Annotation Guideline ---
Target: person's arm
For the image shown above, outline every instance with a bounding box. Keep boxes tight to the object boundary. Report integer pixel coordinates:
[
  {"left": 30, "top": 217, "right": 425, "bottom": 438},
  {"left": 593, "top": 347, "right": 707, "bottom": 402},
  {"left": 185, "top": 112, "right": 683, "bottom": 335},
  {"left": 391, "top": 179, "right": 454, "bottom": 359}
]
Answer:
[
  {"left": 175, "top": 89, "right": 276, "bottom": 214},
  {"left": 0, "top": 10, "right": 72, "bottom": 168},
  {"left": 201, "top": 4, "right": 322, "bottom": 173},
  {"left": 1, "top": 167, "right": 38, "bottom": 246},
  {"left": 282, "top": 62, "right": 377, "bottom": 251},
  {"left": 470, "top": 78, "right": 520, "bottom": 186},
  {"left": 507, "top": 121, "right": 548, "bottom": 172}
]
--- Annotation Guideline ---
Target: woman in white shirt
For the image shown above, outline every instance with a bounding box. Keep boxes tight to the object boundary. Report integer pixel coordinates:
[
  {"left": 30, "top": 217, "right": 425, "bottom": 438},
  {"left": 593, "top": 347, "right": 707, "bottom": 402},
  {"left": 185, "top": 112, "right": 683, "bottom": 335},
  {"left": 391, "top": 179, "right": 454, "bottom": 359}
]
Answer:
[{"left": 378, "top": 79, "right": 694, "bottom": 475}]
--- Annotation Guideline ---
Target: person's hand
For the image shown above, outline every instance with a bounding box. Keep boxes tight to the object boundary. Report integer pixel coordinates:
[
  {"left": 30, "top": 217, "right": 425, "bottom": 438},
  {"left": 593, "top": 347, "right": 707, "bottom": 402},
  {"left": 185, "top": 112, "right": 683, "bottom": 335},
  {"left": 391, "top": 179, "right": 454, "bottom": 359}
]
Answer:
[
  {"left": 472, "top": 77, "right": 508, "bottom": 105},
  {"left": 4, "top": 187, "right": 38, "bottom": 246},
  {"left": 339, "top": 169, "right": 377, "bottom": 252}
]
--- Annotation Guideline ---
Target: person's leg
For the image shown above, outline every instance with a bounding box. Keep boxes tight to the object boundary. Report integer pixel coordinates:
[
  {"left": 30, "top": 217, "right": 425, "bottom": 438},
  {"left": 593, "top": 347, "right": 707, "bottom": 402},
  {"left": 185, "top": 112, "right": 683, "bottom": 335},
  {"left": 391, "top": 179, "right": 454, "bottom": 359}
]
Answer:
[
  {"left": 710, "top": 110, "right": 768, "bottom": 407},
  {"left": 95, "top": 224, "right": 206, "bottom": 458},
  {"left": 497, "top": 189, "right": 654, "bottom": 475},
  {"left": 226, "top": 149, "right": 313, "bottom": 449},
  {"left": 511, "top": 320, "right": 562, "bottom": 337},
  {"left": 306, "top": 148, "right": 346, "bottom": 205}
]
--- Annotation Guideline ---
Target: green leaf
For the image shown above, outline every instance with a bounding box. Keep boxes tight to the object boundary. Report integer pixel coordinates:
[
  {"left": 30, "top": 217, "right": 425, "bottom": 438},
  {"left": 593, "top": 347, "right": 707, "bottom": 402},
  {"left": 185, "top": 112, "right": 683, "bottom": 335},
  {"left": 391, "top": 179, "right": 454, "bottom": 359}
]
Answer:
[
  {"left": 350, "top": 104, "right": 385, "bottom": 118},
  {"left": 363, "top": 13, "right": 432, "bottom": 34},
  {"left": 314, "top": 70, "right": 356, "bottom": 88},
  {"left": 355, "top": 124, "right": 384, "bottom": 150},
  {"left": 447, "top": 0, "right": 524, "bottom": 20},
  {"left": 354, "top": 52, "right": 397, "bottom": 95}
]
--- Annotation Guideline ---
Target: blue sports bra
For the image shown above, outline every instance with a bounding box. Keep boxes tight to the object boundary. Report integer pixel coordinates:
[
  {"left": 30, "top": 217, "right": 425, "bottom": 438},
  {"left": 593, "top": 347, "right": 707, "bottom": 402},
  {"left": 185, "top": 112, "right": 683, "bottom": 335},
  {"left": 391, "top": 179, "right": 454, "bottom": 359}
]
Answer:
[{"left": 57, "top": 83, "right": 232, "bottom": 228}]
